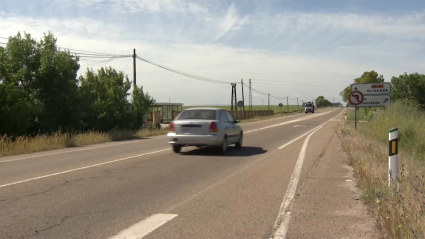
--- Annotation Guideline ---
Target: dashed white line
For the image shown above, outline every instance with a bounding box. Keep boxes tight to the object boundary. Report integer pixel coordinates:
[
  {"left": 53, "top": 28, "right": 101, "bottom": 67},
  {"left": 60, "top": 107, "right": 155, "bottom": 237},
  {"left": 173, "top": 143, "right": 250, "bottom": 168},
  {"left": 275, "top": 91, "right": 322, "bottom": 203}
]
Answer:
[
  {"left": 0, "top": 148, "right": 170, "bottom": 189},
  {"left": 245, "top": 111, "right": 333, "bottom": 134},
  {"left": 109, "top": 213, "right": 178, "bottom": 239},
  {"left": 276, "top": 110, "right": 344, "bottom": 149},
  {"left": 271, "top": 126, "right": 323, "bottom": 239}
]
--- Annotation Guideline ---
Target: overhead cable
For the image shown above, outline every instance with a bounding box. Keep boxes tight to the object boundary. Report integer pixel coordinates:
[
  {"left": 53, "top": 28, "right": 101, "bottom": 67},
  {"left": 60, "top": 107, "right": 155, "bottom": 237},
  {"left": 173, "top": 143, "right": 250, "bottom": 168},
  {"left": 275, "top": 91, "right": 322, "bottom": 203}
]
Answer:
[{"left": 136, "top": 55, "right": 237, "bottom": 85}]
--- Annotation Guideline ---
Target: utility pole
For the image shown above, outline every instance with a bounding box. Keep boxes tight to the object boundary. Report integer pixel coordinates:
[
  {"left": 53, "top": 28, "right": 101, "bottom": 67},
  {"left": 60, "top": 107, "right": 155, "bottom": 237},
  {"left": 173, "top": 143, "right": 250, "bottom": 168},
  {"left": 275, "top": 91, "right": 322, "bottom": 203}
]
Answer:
[
  {"left": 231, "top": 84, "right": 234, "bottom": 111},
  {"left": 287, "top": 96, "right": 289, "bottom": 113},
  {"left": 268, "top": 93, "right": 270, "bottom": 111},
  {"left": 249, "top": 79, "right": 252, "bottom": 111},
  {"left": 241, "top": 79, "right": 245, "bottom": 112},
  {"left": 133, "top": 49, "right": 137, "bottom": 90},
  {"left": 230, "top": 83, "right": 237, "bottom": 111},
  {"left": 297, "top": 98, "right": 299, "bottom": 111}
]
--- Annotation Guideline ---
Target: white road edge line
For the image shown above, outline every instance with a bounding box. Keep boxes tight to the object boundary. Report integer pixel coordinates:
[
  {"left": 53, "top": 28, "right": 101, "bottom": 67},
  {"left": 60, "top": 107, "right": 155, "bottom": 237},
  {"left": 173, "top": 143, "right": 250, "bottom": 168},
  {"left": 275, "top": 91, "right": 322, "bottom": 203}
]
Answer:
[
  {"left": 277, "top": 110, "right": 343, "bottom": 149},
  {"left": 271, "top": 110, "right": 344, "bottom": 238},
  {"left": 0, "top": 110, "right": 336, "bottom": 163},
  {"left": 0, "top": 148, "right": 170, "bottom": 189},
  {"left": 109, "top": 213, "right": 178, "bottom": 239},
  {"left": 0, "top": 110, "right": 344, "bottom": 189},
  {"left": 271, "top": 126, "right": 323, "bottom": 239}
]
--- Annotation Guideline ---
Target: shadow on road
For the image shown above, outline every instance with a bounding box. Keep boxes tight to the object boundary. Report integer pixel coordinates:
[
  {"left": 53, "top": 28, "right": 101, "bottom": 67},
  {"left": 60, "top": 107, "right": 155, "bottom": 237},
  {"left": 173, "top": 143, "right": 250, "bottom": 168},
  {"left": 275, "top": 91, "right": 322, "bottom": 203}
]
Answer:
[{"left": 181, "top": 146, "right": 267, "bottom": 157}]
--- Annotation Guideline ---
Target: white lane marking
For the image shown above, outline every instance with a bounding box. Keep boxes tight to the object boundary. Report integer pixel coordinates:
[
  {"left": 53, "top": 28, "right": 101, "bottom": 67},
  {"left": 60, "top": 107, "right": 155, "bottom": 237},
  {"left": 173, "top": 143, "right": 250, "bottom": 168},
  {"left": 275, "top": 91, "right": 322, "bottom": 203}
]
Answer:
[
  {"left": 0, "top": 136, "right": 167, "bottom": 164},
  {"left": 271, "top": 126, "right": 323, "bottom": 239},
  {"left": 0, "top": 149, "right": 170, "bottom": 189},
  {"left": 0, "top": 110, "right": 345, "bottom": 189},
  {"left": 0, "top": 110, "right": 338, "bottom": 164},
  {"left": 245, "top": 111, "right": 333, "bottom": 134},
  {"left": 109, "top": 214, "right": 178, "bottom": 239},
  {"left": 276, "top": 110, "right": 344, "bottom": 150}
]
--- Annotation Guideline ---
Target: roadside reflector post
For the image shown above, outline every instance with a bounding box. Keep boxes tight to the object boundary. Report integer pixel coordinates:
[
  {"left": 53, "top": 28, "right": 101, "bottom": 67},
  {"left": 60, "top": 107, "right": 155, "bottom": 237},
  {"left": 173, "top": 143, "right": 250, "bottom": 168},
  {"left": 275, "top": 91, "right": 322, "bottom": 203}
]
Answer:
[{"left": 388, "top": 128, "right": 399, "bottom": 187}]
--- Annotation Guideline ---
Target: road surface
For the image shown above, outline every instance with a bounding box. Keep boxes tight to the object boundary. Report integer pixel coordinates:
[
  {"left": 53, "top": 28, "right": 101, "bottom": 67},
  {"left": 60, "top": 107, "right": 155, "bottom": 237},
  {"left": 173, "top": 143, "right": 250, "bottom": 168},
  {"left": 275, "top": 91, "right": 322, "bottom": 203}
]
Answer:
[{"left": 0, "top": 109, "right": 344, "bottom": 239}]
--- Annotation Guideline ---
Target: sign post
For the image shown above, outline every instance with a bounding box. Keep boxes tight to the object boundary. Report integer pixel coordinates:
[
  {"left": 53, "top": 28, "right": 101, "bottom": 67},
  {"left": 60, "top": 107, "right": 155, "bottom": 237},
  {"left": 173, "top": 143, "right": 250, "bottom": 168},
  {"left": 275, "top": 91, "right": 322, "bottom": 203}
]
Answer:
[
  {"left": 348, "top": 91, "right": 364, "bottom": 129},
  {"left": 350, "top": 82, "right": 392, "bottom": 129},
  {"left": 389, "top": 128, "right": 399, "bottom": 187},
  {"left": 278, "top": 103, "right": 283, "bottom": 113}
]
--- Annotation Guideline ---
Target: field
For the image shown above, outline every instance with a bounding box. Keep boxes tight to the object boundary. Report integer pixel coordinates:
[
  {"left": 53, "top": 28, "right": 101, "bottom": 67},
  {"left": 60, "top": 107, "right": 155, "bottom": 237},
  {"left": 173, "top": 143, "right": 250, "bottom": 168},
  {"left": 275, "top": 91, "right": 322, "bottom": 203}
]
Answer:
[
  {"left": 337, "top": 100, "right": 425, "bottom": 238},
  {"left": 183, "top": 105, "right": 302, "bottom": 113}
]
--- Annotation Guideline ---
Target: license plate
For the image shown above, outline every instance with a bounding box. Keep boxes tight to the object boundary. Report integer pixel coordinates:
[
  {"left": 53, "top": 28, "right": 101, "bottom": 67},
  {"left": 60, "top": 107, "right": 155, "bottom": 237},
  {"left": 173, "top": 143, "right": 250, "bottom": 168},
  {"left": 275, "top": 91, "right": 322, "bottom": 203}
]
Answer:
[{"left": 183, "top": 128, "right": 201, "bottom": 134}]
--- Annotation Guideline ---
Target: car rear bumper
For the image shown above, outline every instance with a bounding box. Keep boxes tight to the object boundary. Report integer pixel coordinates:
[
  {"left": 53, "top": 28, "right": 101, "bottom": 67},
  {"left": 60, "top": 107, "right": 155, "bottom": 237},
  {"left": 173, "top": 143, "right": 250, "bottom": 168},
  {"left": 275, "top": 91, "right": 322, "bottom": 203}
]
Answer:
[{"left": 167, "top": 133, "right": 222, "bottom": 146}]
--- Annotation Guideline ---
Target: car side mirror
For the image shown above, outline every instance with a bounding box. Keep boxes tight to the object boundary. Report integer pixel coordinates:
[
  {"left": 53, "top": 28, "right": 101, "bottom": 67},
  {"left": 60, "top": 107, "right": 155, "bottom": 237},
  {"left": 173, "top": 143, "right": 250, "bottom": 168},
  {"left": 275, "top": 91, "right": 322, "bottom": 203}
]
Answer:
[{"left": 233, "top": 119, "right": 239, "bottom": 123}]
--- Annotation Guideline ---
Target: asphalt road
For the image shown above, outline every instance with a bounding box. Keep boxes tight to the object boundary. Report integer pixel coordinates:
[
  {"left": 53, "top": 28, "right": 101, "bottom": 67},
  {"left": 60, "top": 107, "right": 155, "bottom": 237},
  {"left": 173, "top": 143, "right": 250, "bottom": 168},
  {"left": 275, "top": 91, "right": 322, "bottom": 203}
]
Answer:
[{"left": 0, "top": 108, "right": 343, "bottom": 239}]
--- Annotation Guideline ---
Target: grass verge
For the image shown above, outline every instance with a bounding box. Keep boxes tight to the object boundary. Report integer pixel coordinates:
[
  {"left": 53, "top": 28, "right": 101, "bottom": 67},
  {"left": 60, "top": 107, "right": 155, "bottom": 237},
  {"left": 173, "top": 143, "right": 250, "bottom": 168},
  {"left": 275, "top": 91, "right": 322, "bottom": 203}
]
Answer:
[
  {"left": 0, "top": 128, "right": 168, "bottom": 157},
  {"left": 336, "top": 100, "right": 425, "bottom": 239}
]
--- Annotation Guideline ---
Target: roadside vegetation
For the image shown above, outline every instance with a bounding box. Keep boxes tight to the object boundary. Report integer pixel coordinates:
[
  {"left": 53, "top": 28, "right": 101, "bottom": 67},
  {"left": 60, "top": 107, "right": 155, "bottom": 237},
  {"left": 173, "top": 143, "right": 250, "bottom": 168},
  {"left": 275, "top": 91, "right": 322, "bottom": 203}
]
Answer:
[
  {"left": 0, "top": 106, "right": 308, "bottom": 156},
  {"left": 183, "top": 105, "right": 301, "bottom": 113},
  {"left": 337, "top": 70, "right": 425, "bottom": 238}
]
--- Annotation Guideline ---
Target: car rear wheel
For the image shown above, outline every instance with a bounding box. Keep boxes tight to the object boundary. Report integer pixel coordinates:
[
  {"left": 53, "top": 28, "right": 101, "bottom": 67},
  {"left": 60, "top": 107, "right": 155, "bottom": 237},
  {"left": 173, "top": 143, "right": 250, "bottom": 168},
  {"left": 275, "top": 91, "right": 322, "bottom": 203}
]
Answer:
[
  {"left": 218, "top": 136, "right": 228, "bottom": 153},
  {"left": 172, "top": 145, "right": 182, "bottom": 153},
  {"left": 235, "top": 133, "right": 243, "bottom": 149}
]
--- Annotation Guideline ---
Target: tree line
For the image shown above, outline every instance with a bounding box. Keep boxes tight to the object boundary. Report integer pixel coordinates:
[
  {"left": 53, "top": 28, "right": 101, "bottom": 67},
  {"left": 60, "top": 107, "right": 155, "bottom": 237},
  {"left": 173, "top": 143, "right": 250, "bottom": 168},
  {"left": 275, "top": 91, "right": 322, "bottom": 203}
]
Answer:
[
  {"left": 340, "top": 70, "right": 425, "bottom": 109},
  {"left": 0, "top": 32, "right": 155, "bottom": 137}
]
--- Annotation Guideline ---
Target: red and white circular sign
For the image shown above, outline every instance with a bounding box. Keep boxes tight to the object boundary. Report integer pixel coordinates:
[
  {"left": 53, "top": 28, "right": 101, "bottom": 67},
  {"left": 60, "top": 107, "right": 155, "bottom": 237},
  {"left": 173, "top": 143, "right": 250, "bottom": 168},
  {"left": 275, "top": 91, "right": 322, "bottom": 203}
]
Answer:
[{"left": 348, "top": 91, "right": 364, "bottom": 106}]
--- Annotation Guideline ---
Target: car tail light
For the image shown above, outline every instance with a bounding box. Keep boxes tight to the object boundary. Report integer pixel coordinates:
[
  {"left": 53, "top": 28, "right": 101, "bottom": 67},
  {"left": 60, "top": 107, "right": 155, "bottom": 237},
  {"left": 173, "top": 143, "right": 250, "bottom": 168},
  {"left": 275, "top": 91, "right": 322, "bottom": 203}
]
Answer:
[
  {"left": 169, "top": 121, "right": 175, "bottom": 132},
  {"left": 209, "top": 122, "right": 218, "bottom": 132}
]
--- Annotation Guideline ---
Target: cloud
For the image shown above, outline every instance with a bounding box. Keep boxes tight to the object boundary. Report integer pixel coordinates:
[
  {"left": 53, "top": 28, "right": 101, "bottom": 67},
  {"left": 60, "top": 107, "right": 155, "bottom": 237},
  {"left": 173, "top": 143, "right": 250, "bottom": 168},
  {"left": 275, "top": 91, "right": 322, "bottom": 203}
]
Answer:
[
  {"left": 2, "top": 5, "right": 425, "bottom": 105},
  {"left": 251, "top": 11, "right": 425, "bottom": 39},
  {"left": 60, "top": 0, "right": 209, "bottom": 16},
  {"left": 214, "top": 3, "right": 249, "bottom": 41}
]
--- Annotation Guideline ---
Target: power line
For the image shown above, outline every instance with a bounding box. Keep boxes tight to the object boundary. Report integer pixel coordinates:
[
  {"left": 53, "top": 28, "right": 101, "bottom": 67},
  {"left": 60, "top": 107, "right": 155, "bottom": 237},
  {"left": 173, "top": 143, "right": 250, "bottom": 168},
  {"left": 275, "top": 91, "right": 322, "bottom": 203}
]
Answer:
[
  {"left": 137, "top": 45, "right": 338, "bottom": 75},
  {"left": 136, "top": 56, "right": 237, "bottom": 85}
]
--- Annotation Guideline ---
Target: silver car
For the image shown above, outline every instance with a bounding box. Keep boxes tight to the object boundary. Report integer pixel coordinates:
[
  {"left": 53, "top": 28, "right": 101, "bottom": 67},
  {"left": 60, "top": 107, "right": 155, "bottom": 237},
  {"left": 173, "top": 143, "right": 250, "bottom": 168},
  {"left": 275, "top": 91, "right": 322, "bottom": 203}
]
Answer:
[{"left": 167, "top": 108, "right": 243, "bottom": 153}]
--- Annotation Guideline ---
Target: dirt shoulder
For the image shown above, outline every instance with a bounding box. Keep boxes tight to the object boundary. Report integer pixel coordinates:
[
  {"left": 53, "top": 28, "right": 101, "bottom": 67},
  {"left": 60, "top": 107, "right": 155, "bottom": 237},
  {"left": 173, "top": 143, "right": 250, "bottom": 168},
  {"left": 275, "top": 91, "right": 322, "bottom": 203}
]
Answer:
[{"left": 285, "top": 121, "right": 387, "bottom": 238}]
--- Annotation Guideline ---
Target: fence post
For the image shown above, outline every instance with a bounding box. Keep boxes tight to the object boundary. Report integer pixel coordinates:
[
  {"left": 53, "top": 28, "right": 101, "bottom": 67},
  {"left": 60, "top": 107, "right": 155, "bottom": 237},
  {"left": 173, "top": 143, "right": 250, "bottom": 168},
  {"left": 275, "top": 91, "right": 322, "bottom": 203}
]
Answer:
[{"left": 388, "top": 128, "right": 399, "bottom": 187}]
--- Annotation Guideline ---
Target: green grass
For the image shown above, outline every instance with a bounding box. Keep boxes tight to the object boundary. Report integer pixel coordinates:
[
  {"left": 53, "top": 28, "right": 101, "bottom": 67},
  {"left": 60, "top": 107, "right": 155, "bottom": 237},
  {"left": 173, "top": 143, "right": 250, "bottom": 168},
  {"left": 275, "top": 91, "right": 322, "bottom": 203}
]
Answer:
[
  {"left": 337, "top": 100, "right": 425, "bottom": 239},
  {"left": 183, "top": 105, "right": 302, "bottom": 114},
  {"left": 346, "top": 108, "right": 371, "bottom": 121},
  {"left": 359, "top": 100, "right": 425, "bottom": 159}
]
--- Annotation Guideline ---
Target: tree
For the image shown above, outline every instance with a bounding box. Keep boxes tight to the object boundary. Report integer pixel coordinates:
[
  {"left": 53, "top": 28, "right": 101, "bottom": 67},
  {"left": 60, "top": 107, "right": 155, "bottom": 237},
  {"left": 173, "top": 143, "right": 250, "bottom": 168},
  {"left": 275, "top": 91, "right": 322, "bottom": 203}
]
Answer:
[
  {"left": 78, "top": 67, "right": 133, "bottom": 131},
  {"left": 315, "top": 96, "right": 332, "bottom": 108},
  {"left": 0, "top": 32, "right": 80, "bottom": 136},
  {"left": 132, "top": 86, "right": 155, "bottom": 129},
  {"left": 340, "top": 70, "right": 385, "bottom": 102},
  {"left": 391, "top": 73, "right": 425, "bottom": 109}
]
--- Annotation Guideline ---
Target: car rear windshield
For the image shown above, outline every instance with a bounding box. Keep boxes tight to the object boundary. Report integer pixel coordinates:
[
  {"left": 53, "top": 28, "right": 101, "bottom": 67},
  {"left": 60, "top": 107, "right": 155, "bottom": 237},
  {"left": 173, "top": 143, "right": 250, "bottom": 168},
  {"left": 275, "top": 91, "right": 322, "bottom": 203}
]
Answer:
[
  {"left": 306, "top": 103, "right": 313, "bottom": 107},
  {"left": 178, "top": 110, "right": 217, "bottom": 120}
]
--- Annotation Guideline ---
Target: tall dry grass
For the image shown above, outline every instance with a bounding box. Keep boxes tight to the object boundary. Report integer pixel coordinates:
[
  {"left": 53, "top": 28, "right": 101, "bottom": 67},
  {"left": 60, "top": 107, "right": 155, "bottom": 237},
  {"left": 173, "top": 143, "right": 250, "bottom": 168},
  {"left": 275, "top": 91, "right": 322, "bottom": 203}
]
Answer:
[
  {"left": 0, "top": 128, "right": 168, "bottom": 157},
  {"left": 337, "top": 100, "right": 425, "bottom": 238}
]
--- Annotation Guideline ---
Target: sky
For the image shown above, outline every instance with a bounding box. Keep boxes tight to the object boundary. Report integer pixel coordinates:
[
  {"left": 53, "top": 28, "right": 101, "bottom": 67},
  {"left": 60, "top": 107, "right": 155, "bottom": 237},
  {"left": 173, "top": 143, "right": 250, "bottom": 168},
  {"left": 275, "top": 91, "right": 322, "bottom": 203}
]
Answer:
[{"left": 1, "top": 0, "right": 425, "bottom": 106}]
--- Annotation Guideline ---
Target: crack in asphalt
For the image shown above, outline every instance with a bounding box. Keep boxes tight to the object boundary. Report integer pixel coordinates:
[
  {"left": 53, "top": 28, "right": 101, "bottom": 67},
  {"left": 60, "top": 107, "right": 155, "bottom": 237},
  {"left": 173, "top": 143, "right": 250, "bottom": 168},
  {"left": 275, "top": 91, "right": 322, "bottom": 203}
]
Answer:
[
  {"left": 27, "top": 209, "right": 110, "bottom": 238},
  {"left": 0, "top": 177, "right": 99, "bottom": 205}
]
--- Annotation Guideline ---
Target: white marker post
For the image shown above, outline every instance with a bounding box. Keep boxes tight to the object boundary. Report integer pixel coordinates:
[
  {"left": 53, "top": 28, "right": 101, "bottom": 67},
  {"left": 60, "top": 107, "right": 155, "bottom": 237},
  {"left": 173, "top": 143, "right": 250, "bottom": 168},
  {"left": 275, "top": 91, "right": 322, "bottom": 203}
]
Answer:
[{"left": 388, "top": 128, "right": 399, "bottom": 187}]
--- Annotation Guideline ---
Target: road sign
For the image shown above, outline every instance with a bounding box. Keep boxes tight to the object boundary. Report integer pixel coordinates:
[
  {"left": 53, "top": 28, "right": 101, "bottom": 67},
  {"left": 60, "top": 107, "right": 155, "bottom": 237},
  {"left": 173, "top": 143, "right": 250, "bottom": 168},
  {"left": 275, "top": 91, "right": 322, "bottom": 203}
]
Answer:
[
  {"left": 358, "top": 95, "right": 391, "bottom": 107},
  {"left": 351, "top": 82, "right": 391, "bottom": 95},
  {"left": 348, "top": 91, "right": 364, "bottom": 106},
  {"left": 237, "top": 100, "right": 244, "bottom": 108},
  {"left": 278, "top": 103, "right": 283, "bottom": 107}
]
